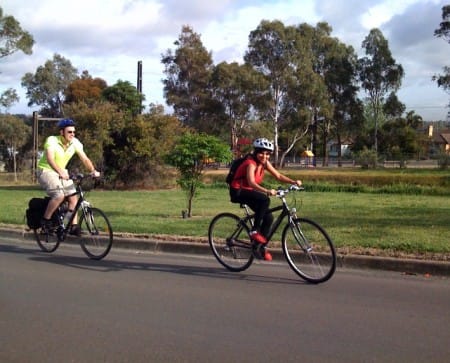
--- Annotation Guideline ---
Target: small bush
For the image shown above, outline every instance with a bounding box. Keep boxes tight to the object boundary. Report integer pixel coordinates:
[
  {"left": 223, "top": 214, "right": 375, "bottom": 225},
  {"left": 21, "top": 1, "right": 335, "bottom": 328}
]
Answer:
[{"left": 355, "top": 148, "right": 378, "bottom": 169}]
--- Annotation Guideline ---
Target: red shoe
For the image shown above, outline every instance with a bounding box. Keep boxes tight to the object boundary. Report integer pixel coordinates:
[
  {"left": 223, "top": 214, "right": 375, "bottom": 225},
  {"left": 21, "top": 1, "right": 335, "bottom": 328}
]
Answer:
[
  {"left": 249, "top": 230, "right": 267, "bottom": 244},
  {"left": 263, "top": 250, "right": 272, "bottom": 261}
]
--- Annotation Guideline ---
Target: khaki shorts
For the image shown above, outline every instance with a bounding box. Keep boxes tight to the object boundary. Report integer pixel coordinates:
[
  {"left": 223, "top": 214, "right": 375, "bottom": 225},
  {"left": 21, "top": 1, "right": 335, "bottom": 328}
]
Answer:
[{"left": 37, "top": 169, "right": 76, "bottom": 199}]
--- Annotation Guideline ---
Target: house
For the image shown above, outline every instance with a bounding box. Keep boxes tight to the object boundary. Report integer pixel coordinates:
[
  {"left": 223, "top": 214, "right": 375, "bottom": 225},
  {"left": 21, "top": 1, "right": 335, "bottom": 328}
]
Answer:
[
  {"left": 428, "top": 125, "right": 450, "bottom": 156},
  {"left": 439, "top": 133, "right": 450, "bottom": 154},
  {"left": 327, "top": 138, "right": 352, "bottom": 158}
]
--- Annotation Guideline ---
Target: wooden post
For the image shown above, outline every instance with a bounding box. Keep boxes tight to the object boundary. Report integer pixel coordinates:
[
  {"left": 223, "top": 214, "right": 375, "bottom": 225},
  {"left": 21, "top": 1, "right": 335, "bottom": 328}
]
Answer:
[{"left": 32, "top": 111, "right": 39, "bottom": 183}]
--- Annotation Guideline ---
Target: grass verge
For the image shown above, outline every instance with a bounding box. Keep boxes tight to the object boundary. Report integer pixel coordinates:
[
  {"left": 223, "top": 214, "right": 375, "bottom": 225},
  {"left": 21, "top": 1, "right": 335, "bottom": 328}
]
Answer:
[{"left": 1, "top": 183, "right": 449, "bottom": 261}]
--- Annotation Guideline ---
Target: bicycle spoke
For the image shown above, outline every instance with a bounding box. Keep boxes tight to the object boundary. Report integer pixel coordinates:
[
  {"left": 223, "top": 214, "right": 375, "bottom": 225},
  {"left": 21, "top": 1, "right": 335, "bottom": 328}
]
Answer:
[
  {"left": 79, "top": 207, "right": 113, "bottom": 260},
  {"left": 208, "top": 213, "right": 254, "bottom": 271},
  {"left": 282, "top": 218, "right": 336, "bottom": 283},
  {"left": 34, "top": 224, "right": 61, "bottom": 253}
]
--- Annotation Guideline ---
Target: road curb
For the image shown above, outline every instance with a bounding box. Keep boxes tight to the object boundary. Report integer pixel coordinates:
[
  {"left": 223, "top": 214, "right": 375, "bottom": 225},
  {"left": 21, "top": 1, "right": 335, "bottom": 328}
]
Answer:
[{"left": 1, "top": 227, "right": 449, "bottom": 276}]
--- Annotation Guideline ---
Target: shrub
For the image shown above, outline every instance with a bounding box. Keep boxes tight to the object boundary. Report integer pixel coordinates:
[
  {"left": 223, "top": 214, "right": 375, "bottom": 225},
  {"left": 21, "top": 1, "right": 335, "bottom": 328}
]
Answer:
[{"left": 355, "top": 148, "right": 378, "bottom": 169}]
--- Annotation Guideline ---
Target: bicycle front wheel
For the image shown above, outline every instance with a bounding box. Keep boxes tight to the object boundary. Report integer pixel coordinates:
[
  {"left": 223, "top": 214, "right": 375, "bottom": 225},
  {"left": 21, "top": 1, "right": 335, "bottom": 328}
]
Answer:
[
  {"left": 282, "top": 218, "right": 336, "bottom": 283},
  {"left": 78, "top": 207, "right": 113, "bottom": 260},
  {"left": 208, "top": 213, "right": 254, "bottom": 272}
]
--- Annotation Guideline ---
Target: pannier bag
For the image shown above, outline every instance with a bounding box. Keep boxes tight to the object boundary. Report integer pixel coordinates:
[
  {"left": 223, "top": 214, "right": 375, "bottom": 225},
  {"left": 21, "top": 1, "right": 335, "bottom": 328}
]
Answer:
[{"left": 26, "top": 197, "right": 50, "bottom": 229}]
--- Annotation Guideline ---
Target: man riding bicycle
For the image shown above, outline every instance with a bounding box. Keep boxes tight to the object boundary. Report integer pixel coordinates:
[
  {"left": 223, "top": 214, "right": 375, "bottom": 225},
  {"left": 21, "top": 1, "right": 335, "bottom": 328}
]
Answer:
[{"left": 37, "top": 118, "right": 100, "bottom": 236}]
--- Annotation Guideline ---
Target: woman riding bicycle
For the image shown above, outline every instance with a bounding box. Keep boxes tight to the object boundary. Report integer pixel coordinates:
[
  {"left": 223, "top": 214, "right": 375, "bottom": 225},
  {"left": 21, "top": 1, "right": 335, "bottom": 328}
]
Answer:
[
  {"left": 37, "top": 118, "right": 100, "bottom": 236},
  {"left": 229, "top": 137, "right": 302, "bottom": 261}
]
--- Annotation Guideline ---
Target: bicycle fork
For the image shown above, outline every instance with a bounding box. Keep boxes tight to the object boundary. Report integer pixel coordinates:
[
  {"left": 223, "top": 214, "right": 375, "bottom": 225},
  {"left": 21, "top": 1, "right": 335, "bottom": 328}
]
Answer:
[
  {"left": 289, "top": 215, "right": 313, "bottom": 253},
  {"left": 80, "top": 202, "right": 99, "bottom": 235}
]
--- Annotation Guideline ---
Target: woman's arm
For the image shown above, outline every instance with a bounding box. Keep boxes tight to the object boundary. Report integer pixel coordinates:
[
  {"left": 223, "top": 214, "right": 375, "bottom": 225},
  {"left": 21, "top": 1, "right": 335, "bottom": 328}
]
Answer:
[{"left": 266, "top": 161, "right": 302, "bottom": 186}]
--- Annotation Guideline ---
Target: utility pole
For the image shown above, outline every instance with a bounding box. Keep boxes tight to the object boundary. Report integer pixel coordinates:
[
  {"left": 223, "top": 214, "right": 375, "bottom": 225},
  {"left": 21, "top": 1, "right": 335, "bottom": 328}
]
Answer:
[{"left": 137, "top": 60, "right": 143, "bottom": 113}]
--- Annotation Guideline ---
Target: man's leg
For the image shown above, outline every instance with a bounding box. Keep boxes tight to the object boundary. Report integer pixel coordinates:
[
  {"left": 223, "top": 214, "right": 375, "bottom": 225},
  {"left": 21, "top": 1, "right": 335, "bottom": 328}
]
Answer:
[
  {"left": 43, "top": 195, "right": 64, "bottom": 220},
  {"left": 38, "top": 170, "right": 64, "bottom": 228}
]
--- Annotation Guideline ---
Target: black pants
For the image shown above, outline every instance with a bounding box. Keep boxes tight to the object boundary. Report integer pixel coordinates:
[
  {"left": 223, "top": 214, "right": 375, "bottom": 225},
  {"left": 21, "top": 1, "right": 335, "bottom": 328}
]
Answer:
[{"left": 229, "top": 188, "right": 273, "bottom": 238}]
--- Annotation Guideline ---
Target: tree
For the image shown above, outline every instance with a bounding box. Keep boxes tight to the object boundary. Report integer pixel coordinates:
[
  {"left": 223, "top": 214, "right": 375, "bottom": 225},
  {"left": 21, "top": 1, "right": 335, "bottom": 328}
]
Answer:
[
  {"left": 383, "top": 92, "right": 406, "bottom": 118},
  {"left": 210, "top": 61, "right": 266, "bottom": 152},
  {"left": 165, "top": 132, "right": 231, "bottom": 217},
  {"left": 323, "top": 39, "right": 362, "bottom": 166},
  {"left": 0, "top": 6, "right": 34, "bottom": 58},
  {"left": 65, "top": 71, "right": 107, "bottom": 106},
  {"left": 244, "top": 20, "right": 300, "bottom": 165},
  {"left": 0, "top": 88, "right": 19, "bottom": 112},
  {"left": 102, "top": 80, "right": 145, "bottom": 116},
  {"left": 0, "top": 114, "right": 31, "bottom": 181},
  {"left": 433, "top": 5, "right": 450, "bottom": 94},
  {"left": 0, "top": 7, "right": 34, "bottom": 114},
  {"left": 358, "top": 29, "right": 404, "bottom": 153},
  {"left": 21, "top": 53, "right": 78, "bottom": 117},
  {"left": 434, "top": 5, "right": 450, "bottom": 41},
  {"left": 379, "top": 114, "right": 423, "bottom": 161},
  {"left": 62, "top": 101, "right": 127, "bottom": 175},
  {"left": 293, "top": 22, "right": 344, "bottom": 167},
  {"left": 162, "top": 25, "right": 214, "bottom": 131},
  {"left": 104, "top": 105, "right": 185, "bottom": 187}
]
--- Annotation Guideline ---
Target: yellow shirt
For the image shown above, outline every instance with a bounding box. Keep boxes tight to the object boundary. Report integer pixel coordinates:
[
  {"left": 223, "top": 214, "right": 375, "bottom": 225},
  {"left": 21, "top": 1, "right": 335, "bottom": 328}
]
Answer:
[{"left": 38, "top": 135, "right": 84, "bottom": 171}]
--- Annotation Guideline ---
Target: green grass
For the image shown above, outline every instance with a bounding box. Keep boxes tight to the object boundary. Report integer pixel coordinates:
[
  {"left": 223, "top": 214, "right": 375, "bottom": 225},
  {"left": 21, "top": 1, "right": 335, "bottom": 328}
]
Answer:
[{"left": 1, "top": 183, "right": 449, "bottom": 258}]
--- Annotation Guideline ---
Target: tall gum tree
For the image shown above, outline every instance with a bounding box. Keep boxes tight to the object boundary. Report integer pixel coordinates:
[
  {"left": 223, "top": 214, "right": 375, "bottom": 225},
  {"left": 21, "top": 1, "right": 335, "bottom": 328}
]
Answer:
[
  {"left": 358, "top": 28, "right": 404, "bottom": 153},
  {"left": 162, "top": 25, "right": 214, "bottom": 132},
  {"left": 244, "top": 20, "right": 306, "bottom": 165},
  {"left": 0, "top": 6, "right": 34, "bottom": 110},
  {"left": 433, "top": 4, "right": 450, "bottom": 110},
  {"left": 0, "top": 6, "right": 34, "bottom": 58},
  {"left": 21, "top": 53, "right": 78, "bottom": 117},
  {"left": 210, "top": 61, "right": 267, "bottom": 154}
]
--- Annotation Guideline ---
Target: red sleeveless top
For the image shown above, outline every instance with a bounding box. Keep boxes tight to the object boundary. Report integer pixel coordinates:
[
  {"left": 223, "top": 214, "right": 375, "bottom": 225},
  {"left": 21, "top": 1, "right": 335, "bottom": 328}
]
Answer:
[{"left": 230, "top": 158, "right": 264, "bottom": 190}]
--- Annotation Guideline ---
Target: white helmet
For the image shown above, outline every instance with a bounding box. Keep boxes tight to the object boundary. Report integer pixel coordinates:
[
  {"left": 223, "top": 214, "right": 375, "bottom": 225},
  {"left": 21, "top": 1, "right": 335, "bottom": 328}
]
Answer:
[{"left": 253, "top": 138, "right": 274, "bottom": 152}]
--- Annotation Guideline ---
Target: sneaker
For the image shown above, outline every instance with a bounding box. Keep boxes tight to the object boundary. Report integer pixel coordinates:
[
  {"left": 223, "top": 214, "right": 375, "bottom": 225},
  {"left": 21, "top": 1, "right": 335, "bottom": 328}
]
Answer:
[
  {"left": 263, "top": 250, "right": 273, "bottom": 261},
  {"left": 253, "top": 244, "right": 272, "bottom": 261},
  {"left": 249, "top": 230, "right": 267, "bottom": 244},
  {"left": 69, "top": 224, "right": 81, "bottom": 236}
]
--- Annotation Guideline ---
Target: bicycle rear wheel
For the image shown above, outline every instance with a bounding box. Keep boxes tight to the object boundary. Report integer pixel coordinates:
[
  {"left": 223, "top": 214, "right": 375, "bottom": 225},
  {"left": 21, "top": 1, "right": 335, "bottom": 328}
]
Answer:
[
  {"left": 33, "top": 224, "right": 61, "bottom": 253},
  {"left": 208, "top": 213, "right": 254, "bottom": 272},
  {"left": 282, "top": 217, "right": 336, "bottom": 283},
  {"left": 78, "top": 207, "right": 113, "bottom": 260}
]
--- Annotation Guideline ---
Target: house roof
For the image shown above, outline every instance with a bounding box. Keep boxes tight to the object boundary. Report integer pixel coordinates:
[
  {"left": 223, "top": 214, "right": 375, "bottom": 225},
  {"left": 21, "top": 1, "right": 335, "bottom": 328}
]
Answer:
[{"left": 440, "top": 133, "right": 450, "bottom": 144}]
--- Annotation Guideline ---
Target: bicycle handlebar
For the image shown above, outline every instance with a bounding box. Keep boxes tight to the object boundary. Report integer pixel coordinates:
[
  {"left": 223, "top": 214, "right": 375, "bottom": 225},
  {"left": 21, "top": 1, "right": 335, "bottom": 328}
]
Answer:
[
  {"left": 70, "top": 172, "right": 102, "bottom": 181},
  {"left": 276, "top": 184, "right": 305, "bottom": 197}
]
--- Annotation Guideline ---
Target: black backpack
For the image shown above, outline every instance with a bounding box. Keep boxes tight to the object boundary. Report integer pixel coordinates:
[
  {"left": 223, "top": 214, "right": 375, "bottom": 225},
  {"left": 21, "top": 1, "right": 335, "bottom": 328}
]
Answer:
[
  {"left": 25, "top": 197, "right": 50, "bottom": 229},
  {"left": 225, "top": 154, "right": 253, "bottom": 186}
]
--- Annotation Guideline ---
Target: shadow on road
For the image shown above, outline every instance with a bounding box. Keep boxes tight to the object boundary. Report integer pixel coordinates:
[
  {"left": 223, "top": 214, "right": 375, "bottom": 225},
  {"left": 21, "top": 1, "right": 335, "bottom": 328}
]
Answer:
[{"left": 1, "top": 242, "right": 307, "bottom": 286}]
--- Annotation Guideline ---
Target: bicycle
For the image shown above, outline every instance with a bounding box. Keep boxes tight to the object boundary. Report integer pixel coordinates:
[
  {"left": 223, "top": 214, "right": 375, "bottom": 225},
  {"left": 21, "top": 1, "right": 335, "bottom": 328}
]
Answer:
[
  {"left": 208, "top": 185, "right": 336, "bottom": 283},
  {"left": 33, "top": 173, "right": 113, "bottom": 260}
]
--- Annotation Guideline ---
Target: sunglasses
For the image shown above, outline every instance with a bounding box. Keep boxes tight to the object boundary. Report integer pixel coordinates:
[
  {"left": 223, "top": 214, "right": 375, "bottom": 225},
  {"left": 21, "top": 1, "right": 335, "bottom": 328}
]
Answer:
[{"left": 66, "top": 130, "right": 76, "bottom": 134}]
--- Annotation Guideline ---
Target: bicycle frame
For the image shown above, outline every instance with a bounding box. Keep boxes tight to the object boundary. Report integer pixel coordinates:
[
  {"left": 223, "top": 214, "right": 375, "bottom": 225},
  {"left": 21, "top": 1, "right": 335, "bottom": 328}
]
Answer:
[
  {"left": 240, "top": 191, "right": 297, "bottom": 242},
  {"left": 55, "top": 176, "right": 91, "bottom": 240}
]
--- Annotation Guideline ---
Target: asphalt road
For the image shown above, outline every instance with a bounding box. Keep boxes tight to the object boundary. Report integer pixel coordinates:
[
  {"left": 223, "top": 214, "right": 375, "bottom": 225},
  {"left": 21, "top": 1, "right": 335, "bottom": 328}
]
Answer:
[{"left": 1, "top": 237, "right": 449, "bottom": 363}]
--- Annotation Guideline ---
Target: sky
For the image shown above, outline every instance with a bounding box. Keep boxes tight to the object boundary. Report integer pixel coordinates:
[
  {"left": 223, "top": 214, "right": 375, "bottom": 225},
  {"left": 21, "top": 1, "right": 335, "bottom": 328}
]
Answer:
[{"left": 1, "top": 0, "right": 449, "bottom": 121}]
